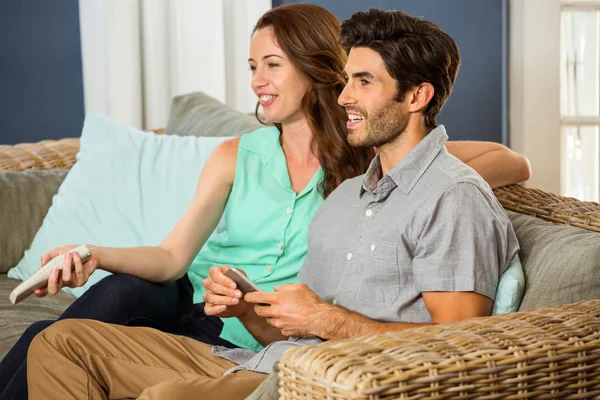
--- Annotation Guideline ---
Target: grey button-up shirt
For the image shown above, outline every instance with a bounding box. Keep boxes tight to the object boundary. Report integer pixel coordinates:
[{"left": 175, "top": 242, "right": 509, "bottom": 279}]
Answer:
[{"left": 213, "top": 125, "right": 520, "bottom": 374}]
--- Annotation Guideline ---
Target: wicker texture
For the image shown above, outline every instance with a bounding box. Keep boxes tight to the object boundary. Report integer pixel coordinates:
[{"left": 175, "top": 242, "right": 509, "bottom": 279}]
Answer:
[
  {"left": 278, "top": 300, "right": 600, "bottom": 399},
  {"left": 0, "top": 138, "right": 80, "bottom": 172},
  {"left": 0, "top": 130, "right": 166, "bottom": 173},
  {"left": 494, "top": 184, "right": 600, "bottom": 233}
]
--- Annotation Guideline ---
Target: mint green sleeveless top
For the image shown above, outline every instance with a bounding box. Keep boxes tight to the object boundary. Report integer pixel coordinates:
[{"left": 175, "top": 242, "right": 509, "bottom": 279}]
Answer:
[{"left": 187, "top": 126, "right": 324, "bottom": 351}]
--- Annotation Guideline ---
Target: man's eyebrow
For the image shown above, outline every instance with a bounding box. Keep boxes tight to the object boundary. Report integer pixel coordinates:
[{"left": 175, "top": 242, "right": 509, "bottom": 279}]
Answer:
[
  {"left": 342, "top": 70, "right": 376, "bottom": 80},
  {"left": 352, "top": 71, "right": 375, "bottom": 80},
  {"left": 247, "top": 54, "right": 284, "bottom": 62}
]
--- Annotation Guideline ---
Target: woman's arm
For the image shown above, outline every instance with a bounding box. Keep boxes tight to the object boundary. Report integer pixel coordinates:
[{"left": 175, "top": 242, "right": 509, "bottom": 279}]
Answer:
[
  {"left": 96, "top": 137, "right": 240, "bottom": 283},
  {"left": 39, "top": 138, "right": 240, "bottom": 295},
  {"left": 445, "top": 141, "right": 532, "bottom": 189}
]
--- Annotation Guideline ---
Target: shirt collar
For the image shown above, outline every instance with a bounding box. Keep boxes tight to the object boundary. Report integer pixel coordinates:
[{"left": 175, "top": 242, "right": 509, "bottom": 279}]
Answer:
[
  {"left": 241, "top": 126, "right": 323, "bottom": 196},
  {"left": 361, "top": 125, "right": 449, "bottom": 196},
  {"left": 240, "top": 126, "right": 281, "bottom": 165}
]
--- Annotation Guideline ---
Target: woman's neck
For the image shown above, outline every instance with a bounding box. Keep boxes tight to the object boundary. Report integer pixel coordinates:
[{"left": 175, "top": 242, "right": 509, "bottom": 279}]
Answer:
[{"left": 280, "top": 118, "right": 319, "bottom": 167}]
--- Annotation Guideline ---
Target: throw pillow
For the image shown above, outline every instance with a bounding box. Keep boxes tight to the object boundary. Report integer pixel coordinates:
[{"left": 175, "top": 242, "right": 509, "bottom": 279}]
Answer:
[
  {"left": 166, "top": 92, "right": 262, "bottom": 137},
  {"left": 8, "top": 112, "right": 234, "bottom": 297},
  {"left": 491, "top": 254, "right": 525, "bottom": 314},
  {"left": 508, "top": 211, "right": 600, "bottom": 310}
]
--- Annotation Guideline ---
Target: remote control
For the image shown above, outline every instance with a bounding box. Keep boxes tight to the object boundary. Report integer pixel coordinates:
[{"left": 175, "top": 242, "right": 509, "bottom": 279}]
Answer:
[{"left": 9, "top": 245, "right": 92, "bottom": 305}]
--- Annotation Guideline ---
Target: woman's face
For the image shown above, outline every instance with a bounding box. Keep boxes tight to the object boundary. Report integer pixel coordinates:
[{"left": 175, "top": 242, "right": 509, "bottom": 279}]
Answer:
[{"left": 249, "top": 27, "right": 310, "bottom": 125}]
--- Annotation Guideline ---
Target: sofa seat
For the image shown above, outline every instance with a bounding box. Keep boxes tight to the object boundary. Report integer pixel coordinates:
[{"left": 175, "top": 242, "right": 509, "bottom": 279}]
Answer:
[{"left": 0, "top": 275, "right": 74, "bottom": 358}]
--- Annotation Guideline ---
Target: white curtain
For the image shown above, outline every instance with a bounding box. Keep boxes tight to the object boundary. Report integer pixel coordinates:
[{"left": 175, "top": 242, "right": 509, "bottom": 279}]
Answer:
[{"left": 79, "top": 0, "right": 271, "bottom": 130}]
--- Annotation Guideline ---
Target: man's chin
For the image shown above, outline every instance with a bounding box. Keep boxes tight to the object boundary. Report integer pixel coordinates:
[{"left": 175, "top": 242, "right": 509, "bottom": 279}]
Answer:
[{"left": 347, "top": 130, "right": 371, "bottom": 148}]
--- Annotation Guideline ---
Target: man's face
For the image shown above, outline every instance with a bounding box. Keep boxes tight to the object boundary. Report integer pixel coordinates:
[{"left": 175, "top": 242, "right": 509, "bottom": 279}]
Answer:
[{"left": 338, "top": 47, "right": 410, "bottom": 148}]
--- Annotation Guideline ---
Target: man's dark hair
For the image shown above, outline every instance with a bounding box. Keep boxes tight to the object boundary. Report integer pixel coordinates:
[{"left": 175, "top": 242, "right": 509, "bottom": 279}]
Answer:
[{"left": 340, "top": 9, "right": 460, "bottom": 128}]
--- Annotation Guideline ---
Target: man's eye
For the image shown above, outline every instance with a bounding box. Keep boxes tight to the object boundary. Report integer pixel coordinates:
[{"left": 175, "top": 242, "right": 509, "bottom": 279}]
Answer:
[{"left": 360, "top": 79, "right": 370, "bottom": 86}]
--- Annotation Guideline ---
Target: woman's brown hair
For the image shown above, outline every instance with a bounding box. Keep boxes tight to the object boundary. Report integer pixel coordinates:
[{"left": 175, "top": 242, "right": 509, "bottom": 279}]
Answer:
[{"left": 253, "top": 4, "right": 375, "bottom": 198}]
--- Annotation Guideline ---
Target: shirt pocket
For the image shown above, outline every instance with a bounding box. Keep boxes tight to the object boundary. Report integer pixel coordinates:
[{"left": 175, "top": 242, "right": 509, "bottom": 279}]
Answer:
[{"left": 350, "top": 238, "right": 400, "bottom": 308}]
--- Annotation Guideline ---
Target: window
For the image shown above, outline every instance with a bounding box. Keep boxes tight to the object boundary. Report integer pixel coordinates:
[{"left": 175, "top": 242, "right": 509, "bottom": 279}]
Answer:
[{"left": 561, "top": 0, "right": 600, "bottom": 201}]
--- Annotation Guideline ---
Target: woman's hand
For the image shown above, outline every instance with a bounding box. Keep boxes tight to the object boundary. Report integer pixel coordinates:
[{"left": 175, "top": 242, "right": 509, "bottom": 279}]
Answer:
[
  {"left": 202, "top": 266, "right": 249, "bottom": 318},
  {"left": 34, "top": 244, "right": 99, "bottom": 297}
]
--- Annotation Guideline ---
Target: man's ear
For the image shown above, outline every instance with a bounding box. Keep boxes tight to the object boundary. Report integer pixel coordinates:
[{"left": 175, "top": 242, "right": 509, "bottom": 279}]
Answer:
[{"left": 408, "top": 83, "right": 434, "bottom": 113}]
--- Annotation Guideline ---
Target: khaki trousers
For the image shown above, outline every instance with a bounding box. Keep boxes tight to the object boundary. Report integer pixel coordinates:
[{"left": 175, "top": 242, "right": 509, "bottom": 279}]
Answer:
[{"left": 27, "top": 319, "right": 267, "bottom": 400}]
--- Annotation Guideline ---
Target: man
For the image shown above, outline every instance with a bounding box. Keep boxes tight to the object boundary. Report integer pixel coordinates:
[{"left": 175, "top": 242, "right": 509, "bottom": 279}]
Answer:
[{"left": 27, "top": 9, "right": 518, "bottom": 400}]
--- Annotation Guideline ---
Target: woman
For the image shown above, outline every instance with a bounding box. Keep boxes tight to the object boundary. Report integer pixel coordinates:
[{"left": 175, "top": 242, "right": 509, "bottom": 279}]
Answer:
[{"left": 0, "top": 4, "right": 530, "bottom": 399}]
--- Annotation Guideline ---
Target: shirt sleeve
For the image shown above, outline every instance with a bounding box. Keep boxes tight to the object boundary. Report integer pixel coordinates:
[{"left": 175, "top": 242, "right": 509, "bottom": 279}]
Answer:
[{"left": 411, "top": 182, "right": 516, "bottom": 300}]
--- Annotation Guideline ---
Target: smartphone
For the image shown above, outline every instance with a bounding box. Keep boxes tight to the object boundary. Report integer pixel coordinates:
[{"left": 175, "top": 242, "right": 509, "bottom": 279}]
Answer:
[{"left": 224, "top": 268, "right": 262, "bottom": 294}]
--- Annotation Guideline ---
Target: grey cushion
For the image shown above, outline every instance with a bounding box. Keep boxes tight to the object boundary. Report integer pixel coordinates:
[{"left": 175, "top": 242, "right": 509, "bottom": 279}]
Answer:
[
  {"left": 166, "top": 92, "right": 262, "bottom": 137},
  {"left": 0, "top": 274, "right": 74, "bottom": 359},
  {"left": 508, "top": 211, "right": 600, "bottom": 311},
  {"left": 245, "top": 366, "right": 280, "bottom": 400},
  {"left": 0, "top": 170, "right": 68, "bottom": 274}
]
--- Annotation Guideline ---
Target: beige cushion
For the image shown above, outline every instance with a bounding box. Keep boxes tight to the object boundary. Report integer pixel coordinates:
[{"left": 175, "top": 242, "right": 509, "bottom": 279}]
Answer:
[
  {"left": 0, "top": 170, "right": 68, "bottom": 274},
  {"left": 508, "top": 211, "right": 600, "bottom": 311}
]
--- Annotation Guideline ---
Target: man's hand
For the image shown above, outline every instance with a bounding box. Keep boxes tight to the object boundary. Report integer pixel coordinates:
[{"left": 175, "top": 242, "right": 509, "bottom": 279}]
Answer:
[
  {"left": 245, "top": 283, "right": 331, "bottom": 337},
  {"left": 202, "top": 266, "right": 248, "bottom": 318}
]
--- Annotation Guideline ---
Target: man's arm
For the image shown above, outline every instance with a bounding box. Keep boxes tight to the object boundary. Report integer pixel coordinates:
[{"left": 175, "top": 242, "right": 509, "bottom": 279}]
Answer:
[
  {"left": 246, "top": 285, "right": 492, "bottom": 340},
  {"left": 314, "top": 291, "right": 491, "bottom": 340}
]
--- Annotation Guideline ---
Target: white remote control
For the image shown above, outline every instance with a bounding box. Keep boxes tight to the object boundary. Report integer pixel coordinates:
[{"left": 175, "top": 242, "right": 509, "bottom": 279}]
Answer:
[{"left": 9, "top": 245, "right": 92, "bottom": 305}]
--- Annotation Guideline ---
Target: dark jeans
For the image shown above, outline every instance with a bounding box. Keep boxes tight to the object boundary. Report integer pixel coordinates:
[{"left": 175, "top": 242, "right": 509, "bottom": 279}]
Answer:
[{"left": 0, "top": 273, "right": 234, "bottom": 400}]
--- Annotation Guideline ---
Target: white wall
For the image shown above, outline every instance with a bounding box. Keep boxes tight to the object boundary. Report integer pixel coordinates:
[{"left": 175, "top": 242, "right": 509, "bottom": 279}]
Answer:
[{"left": 509, "top": 0, "right": 562, "bottom": 194}]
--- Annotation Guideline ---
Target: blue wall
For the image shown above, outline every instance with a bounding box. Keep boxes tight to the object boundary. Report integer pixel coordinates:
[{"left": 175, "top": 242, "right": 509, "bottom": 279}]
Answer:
[
  {"left": 0, "top": 0, "right": 85, "bottom": 145},
  {"left": 273, "top": 0, "right": 508, "bottom": 144}
]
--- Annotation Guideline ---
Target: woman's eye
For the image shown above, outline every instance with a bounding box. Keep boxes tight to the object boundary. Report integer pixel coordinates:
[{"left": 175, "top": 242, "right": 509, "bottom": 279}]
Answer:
[
  {"left": 249, "top": 66, "right": 256, "bottom": 72},
  {"left": 268, "top": 63, "right": 280, "bottom": 68}
]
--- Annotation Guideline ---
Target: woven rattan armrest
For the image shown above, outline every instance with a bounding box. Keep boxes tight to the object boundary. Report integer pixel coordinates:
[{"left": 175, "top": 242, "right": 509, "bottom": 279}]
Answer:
[
  {"left": 0, "top": 129, "right": 166, "bottom": 173},
  {"left": 278, "top": 299, "right": 600, "bottom": 399},
  {"left": 494, "top": 184, "right": 600, "bottom": 233}
]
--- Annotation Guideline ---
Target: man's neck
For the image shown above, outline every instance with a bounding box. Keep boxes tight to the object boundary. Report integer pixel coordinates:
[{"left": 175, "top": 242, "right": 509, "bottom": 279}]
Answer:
[{"left": 377, "top": 119, "right": 432, "bottom": 176}]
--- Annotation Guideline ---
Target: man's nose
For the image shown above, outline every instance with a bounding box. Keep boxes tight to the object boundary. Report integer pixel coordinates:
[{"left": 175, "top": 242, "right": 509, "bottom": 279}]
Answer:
[{"left": 338, "top": 83, "right": 356, "bottom": 106}]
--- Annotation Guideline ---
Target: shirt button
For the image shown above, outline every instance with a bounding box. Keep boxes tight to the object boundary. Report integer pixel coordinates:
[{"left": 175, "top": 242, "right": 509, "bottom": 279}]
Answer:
[
  {"left": 365, "top": 209, "right": 373, "bottom": 217},
  {"left": 279, "top": 243, "right": 284, "bottom": 250},
  {"left": 332, "top": 298, "right": 338, "bottom": 306},
  {"left": 286, "top": 207, "right": 293, "bottom": 215},
  {"left": 267, "top": 265, "right": 273, "bottom": 272},
  {"left": 347, "top": 253, "right": 352, "bottom": 260},
  {"left": 370, "top": 244, "right": 376, "bottom": 252}
]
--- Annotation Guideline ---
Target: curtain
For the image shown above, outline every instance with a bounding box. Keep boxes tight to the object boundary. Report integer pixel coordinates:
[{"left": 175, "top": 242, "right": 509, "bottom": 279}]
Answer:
[{"left": 79, "top": 0, "right": 271, "bottom": 130}]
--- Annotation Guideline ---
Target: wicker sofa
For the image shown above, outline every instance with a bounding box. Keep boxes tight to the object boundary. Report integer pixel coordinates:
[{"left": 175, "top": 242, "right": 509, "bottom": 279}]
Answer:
[{"left": 1, "top": 93, "right": 599, "bottom": 399}]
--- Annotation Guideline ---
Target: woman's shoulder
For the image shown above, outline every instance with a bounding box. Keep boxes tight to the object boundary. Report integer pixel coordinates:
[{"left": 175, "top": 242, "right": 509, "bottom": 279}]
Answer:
[
  {"left": 239, "top": 126, "right": 281, "bottom": 151},
  {"left": 212, "top": 136, "right": 241, "bottom": 161},
  {"left": 202, "top": 137, "right": 240, "bottom": 180}
]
